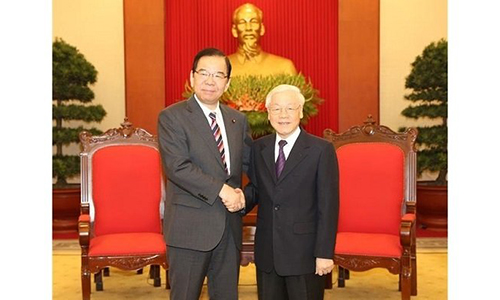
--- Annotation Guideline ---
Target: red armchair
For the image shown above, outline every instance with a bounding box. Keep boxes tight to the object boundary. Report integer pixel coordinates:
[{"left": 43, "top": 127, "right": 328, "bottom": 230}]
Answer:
[
  {"left": 323, "top": 115, "right": 418, "bottom": 300},
  {"left": 78, "top": 119, "right": 168, "bottom": 300}
]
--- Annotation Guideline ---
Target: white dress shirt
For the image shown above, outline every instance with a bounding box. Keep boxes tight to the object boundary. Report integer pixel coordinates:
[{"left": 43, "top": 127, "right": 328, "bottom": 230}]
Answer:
[
  {"left": 194, "top": 95, "right": 231, "bottom": 175},
  {"left": 274, "top": 127, "right": 301, "bottom": 161}
]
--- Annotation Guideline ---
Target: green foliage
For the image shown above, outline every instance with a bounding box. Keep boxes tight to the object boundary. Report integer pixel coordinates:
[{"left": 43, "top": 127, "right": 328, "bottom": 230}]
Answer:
[
  {"left": 52, "top": 126, "right": 103, "bottom": 146},
  {"left": 52, "top": 155, "right": 80, "bottom": 180},
  {"left": 401, "top": 103, "right": 447, "bottom": 120},
  {"left": 416, "top": 126, "right": 447, "bottom": 149},
  {"left": 53, "top": 38, "right": 97, "bottom": 102},
  {"left": 183, "top": 73, "right": 322, "bottom": 137},
  {"left": 401, "top": 39, "right": 447, "bottom": 184},
  {"left": 53, "top": 104, "right": 106, "bottom": 122},
  {"left": 53, "top": 38, "right": 106, "bottom": 186}
]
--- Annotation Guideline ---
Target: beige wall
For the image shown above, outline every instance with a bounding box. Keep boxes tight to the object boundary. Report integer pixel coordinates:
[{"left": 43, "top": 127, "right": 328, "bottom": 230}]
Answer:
[
  {"left": 380, "top": 0, "right": 447, "bottom": 129},
  {"left": 380, "top": 0, "right": 447, "bottom": 180},
  {"left": 53, "top": 0, "right": 126, "bottom": 182}
]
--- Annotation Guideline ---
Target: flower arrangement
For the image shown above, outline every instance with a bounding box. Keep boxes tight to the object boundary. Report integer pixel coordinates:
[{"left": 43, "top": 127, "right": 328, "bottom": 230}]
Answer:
[{"left": 183, "top": 73, "right": 322, "bottom": 136}]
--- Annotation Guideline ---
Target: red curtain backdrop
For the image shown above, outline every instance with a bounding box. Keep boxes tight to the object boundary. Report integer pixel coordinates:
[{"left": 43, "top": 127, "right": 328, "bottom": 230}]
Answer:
[{"left": 165, "top": 0, "right": 338, "bottom": 135}]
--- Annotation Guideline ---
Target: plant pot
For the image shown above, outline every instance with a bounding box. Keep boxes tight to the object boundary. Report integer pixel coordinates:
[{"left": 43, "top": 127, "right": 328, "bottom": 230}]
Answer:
[
  {"left": 53, "top": 184, "right": 80, "bottom": 234},
  {"left": 417, "top": 182, "right": 447, "bottom": 230}
]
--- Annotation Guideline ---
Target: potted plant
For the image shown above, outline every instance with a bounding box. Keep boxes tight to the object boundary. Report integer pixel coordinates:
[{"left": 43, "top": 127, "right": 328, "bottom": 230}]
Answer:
[
  {"left": 53, "top": 38, "right": 106, "bottom": 233},
  {"left": 401, "top": 39, "right": 447, "bottom": 230}
]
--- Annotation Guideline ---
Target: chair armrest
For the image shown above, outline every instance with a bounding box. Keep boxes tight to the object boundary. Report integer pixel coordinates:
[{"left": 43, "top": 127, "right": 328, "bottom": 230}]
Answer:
[
  {"left": 400, "top": 213, "right": 416, "bottom": 246},
  {"left": 405, "top": 201, "right": 416, "bottom": 214},
  {"left": 402, "top": 213, "right": 416, "bottom": 223},
  {"left": 78, "top": 214, "right": 91, "bottom": 247}
]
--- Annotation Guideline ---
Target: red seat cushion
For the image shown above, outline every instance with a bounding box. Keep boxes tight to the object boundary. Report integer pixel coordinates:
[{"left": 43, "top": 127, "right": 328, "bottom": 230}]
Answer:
[
  {"left": 337, "top": 143, "right": 405, "bottom": 235},
  {"left": 89, "top": 232, "right": 166, "bottom": 256},
  {"left": 91, "top": 145, "right": 162, "bottom": 236},
  {"left": 335, "top": 232, "right": 402, "bottom": 258}
]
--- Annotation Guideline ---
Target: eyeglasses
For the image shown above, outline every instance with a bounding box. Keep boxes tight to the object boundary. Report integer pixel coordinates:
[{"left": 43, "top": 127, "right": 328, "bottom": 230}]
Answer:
[
  {"left": 194, "top": 70, "right": 228, "bottom": 81},
  {"left": 268, "top": 105, "right": 302, "bottom": 115}
]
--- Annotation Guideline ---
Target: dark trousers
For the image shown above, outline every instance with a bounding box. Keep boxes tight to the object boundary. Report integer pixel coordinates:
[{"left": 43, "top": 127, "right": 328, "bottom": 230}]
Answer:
[
  {"left": 167, "top": 224, "right": 240, "bottom": 300},
  {"left": 257, "top": 267, "right": 325, "bottom": 300}
]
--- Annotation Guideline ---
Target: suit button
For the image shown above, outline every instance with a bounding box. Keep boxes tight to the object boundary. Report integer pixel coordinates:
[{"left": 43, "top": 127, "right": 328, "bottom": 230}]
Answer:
[{"left": 274, "top": 204, "right": 280, "bottom": 211}]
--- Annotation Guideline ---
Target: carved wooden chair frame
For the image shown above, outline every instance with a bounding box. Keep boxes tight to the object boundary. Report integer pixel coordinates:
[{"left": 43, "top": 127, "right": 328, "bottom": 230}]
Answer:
[
  {"left": 323, "top": 115, "right": 418, "bottom": 299},
  {"left": 78, "top": 118, "right": 168, "bottom": 299}
]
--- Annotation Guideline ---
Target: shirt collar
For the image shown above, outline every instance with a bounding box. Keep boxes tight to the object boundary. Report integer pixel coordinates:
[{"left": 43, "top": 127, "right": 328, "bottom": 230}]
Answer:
[
  {"left": 275, "top": 127, "right": 301, "bottom": 149},
  {"left": 194, "top": 94, "right": 221, "bottom": 116}
]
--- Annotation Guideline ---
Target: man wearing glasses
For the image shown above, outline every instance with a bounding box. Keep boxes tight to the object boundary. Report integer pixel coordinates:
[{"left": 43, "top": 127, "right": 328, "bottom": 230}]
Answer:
[
  {"left": 243, "top": 84, "right": 339, "bottom": 300},
  {"left": 158, "top": 48, "right": 252, "bottom": 300}
]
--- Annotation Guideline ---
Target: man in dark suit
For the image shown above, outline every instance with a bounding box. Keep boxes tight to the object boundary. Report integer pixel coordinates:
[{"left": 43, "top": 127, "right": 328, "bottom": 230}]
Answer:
[
  {"left": 244, "top": 84, "right": 339, "bottom": 300},
  {"left": 158, "top": 48, "right": 252, "bottom": 300}
]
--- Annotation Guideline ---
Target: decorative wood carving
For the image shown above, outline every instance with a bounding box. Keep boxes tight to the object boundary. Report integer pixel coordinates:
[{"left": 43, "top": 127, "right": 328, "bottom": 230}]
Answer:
[
  {"left": 334, "top": 255, "right": 400, "bottom": 274},
  {"left": 88, "top": 255, "right": 167, "bottom": 273},
  {"left": 80, "top": 117, "right": 157, "bottom": 152},
  {"left": 323, "top": 114, "right": 418, "bottom": 152}
]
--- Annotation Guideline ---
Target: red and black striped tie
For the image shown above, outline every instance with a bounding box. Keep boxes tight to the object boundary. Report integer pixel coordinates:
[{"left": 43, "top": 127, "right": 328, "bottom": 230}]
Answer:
[{"left": 209, "top": 112, "right": 228, "bottom": 174}]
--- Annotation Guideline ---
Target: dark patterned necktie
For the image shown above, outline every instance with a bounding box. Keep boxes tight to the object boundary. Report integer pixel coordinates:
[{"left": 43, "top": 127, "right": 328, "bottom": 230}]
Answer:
[
  {"left": 275, "top": 140, "right": 287, "bottom": 178},
  {"left": 209, "top": 112, "right": 228, "bottom": 174}
]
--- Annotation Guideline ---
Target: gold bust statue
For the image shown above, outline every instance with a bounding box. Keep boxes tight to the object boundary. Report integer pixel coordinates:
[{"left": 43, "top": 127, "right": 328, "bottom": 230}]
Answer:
[{"left": 228, "top": 3, "right": 298, "bottom": 77}]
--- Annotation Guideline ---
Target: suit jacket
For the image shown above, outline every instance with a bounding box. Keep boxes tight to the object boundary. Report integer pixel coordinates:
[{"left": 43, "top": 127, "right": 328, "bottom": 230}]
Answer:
[
  {"left": 244, "top": 130, "right": 339, "bottom": 276},
  {"left": 158, "top": 96, "right": 252, "bottom": 251}
]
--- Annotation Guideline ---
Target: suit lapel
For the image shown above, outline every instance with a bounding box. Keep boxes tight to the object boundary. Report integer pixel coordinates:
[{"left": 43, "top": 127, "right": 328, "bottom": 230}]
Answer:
[
  {"left": 185, "top": 97, "right": 226, "bottom": 171},
  {"left": 276, "top": 130, "right": 310, "bottom": 184},
  {"left": 220, "top": 105, "right": 238, "bottom": 173},
  {"left": 260, "top": 134, "right": 278, "bottom": 184}
]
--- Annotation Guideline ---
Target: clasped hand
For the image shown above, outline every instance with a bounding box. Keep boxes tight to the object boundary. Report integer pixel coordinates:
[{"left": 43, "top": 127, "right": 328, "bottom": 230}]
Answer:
[{"left": 219, "top": 184, "right": 245, "bottom": 212}]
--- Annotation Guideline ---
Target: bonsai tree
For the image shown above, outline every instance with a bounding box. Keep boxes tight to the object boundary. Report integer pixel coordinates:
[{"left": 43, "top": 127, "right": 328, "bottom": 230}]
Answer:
[
  {"left": 402, "top": 39, "right": 447, "bottom": 185},
  {"left": 53, "top": 38, "right": 106, "bottom": 186}
]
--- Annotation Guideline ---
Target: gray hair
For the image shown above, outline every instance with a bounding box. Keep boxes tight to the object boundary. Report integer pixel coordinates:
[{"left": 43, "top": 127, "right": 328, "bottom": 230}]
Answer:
[{"left": 265, "top": 84, "right": 305, "bottom": 108}]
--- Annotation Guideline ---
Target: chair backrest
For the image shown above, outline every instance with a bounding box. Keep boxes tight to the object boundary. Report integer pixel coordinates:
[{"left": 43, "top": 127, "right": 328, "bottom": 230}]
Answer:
[
  {"left": 324, "top": 115, "right": 417, "bottom": 236},
  {"left": 80, "top": 118, "right": 163, "bottom": 236}
]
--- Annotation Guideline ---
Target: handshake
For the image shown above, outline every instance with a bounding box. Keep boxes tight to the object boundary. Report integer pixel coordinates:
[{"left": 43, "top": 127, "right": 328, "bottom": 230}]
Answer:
[{"left": 219, "top": 184, "right": 246, "bottom": 213}]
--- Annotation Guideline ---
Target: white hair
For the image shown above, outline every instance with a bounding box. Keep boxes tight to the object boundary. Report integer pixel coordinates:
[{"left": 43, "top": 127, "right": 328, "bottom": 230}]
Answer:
[{"left": 265, "top": 84, "right": 305, "bottom": 108}]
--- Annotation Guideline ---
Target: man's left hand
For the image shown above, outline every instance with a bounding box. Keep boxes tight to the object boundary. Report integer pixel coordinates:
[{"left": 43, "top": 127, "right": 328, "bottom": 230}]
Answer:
[{"left": 315, "top": 258, "right": 334, "bottom": 276}]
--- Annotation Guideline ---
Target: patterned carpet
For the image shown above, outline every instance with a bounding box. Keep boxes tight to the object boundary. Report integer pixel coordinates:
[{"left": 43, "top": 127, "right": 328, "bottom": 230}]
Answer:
[{"left": 53, "top": 238, "right": 447, "bottom": 299}]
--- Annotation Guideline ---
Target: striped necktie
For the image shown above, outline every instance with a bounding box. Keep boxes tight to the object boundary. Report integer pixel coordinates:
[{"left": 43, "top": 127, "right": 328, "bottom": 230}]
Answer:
[
  {"left": 209, "top": 112, "right": 228, "bottom": 174},
  {"left": 276, "top": 140, "right": 287, "bottom": 178}
]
